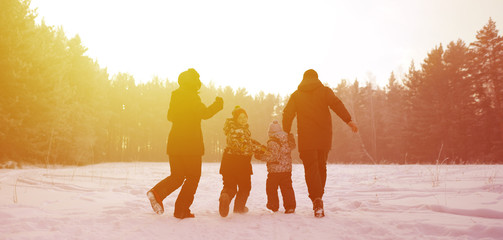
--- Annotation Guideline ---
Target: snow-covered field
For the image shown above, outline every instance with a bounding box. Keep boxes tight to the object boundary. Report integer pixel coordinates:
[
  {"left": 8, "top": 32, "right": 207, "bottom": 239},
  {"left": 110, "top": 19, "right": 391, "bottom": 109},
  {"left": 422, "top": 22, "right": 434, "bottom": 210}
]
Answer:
[{"left": 1, "top": 162, "right": 502, "bottom": 240}]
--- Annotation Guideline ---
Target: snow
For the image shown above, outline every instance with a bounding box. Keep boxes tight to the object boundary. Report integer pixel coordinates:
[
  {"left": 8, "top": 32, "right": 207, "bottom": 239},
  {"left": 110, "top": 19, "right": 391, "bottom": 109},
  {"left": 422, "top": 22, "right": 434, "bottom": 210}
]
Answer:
[{"left": 1, "top": 163, "right": 502, "bottom": 240}]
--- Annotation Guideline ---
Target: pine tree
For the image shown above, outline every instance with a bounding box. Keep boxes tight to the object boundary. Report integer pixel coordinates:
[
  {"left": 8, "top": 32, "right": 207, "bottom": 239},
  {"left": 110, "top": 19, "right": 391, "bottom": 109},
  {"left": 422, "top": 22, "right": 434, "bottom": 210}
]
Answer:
[
  {"left": 383, "top": 72, "right": 407, "bottom": 163},
  {"left": 332, "top": 80, "right": 368, "bottom": 163},
  {"left": 469, "top": 18, "right": 503, "bottom": 163},
  {"left": 443, "top": 40, "right": 473, "bottom": 163}
]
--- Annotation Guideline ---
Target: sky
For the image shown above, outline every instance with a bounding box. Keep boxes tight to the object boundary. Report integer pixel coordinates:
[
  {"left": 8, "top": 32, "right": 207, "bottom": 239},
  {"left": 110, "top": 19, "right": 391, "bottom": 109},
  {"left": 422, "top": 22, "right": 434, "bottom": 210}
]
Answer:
[{"left": 30, "top": 0, "right": 503, "bottom": 96}]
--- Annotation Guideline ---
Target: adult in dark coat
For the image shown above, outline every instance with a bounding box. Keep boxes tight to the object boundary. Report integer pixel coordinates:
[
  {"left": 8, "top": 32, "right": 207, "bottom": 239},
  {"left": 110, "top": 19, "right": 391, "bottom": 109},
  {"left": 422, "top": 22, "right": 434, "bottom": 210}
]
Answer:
[
  {"left": 282, "top": 69, "right": 358, "bottom": 217},
  {"left": 147, "top": 68, "right": 223, "bottom": 219}
]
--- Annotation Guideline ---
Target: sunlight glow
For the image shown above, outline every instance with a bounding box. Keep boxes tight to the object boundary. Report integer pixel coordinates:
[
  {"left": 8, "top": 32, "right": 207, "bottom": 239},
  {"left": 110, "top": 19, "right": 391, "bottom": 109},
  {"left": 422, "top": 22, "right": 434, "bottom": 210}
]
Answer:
[{"left": 30, "top": 0, "right": 503, "bottom": 95}]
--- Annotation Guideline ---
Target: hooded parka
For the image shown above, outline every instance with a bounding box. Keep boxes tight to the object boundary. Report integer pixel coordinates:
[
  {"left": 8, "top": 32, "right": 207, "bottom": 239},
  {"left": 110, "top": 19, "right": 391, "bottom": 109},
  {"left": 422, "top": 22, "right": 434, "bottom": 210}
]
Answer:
[{"left": 282, "top": 69, "right": 352, "bottom": 151}]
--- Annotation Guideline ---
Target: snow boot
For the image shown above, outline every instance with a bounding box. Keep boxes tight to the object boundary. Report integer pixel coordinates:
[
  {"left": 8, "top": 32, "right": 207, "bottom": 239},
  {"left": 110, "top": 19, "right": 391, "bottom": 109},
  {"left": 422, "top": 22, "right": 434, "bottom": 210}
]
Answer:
[
  {"left": 266, "top": 203, "right": 278, "bottom": 212},
  {"left": 233, "top": 206, "right": 249, "bottom": 214},
  {"left": 313, "top": 198, "right": 325, "bottom": 218},
  {"left": 233, "top": 193, "right": 249, "bottom": 214},
  {"left": 174, "top": 209, "right": 195, "bottom": 219},
  {"left": 285, "top": 208, "right": 295, "bottom": 214},
  {"left": 219, "top": 192, "right": 231, "bottom": 217},
  {"left": 147, "top": 190, "right": 164, "bottom": 215}
]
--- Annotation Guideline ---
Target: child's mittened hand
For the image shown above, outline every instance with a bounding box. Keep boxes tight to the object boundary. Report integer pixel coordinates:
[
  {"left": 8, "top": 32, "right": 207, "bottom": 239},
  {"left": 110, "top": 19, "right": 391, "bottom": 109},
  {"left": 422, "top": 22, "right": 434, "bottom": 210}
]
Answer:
[{"left": 260, "top": 145, "right": 267, "bottom": 154}]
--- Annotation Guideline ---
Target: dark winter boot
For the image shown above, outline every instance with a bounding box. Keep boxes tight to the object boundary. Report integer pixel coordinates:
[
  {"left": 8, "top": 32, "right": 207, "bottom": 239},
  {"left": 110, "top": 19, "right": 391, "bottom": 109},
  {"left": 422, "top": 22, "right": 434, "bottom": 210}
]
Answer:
[
  {"left": 266, "top": 203, "right": 278, "bottom": 212},
  {"left": 233, "top": 206, "right": 249, "bottom": 214},
  {"left": 285, "top": 208, "right": 295, "bottom": 214},
  {"left": 173, "top": 209, "right": 195, "bottom": 219},
  {"left": 147, "top": 190, "right": 164, "bottom": 215},
  {"left": 313, "top": 198, "right": 324, "bottom": 218},
  {"left": 233, "top": 192, "right": 249, "bottom": 214},
  {"left": 219, "top": 192, "right": 231, "bottom": 217}
]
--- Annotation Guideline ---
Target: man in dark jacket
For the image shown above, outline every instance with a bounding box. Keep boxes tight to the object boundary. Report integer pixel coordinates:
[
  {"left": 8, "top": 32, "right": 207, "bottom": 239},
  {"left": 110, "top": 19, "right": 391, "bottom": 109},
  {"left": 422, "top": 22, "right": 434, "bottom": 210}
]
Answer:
[
  {"left": 283, "top": 69, "right": 358, "bottom": 218},
  {"left": 147, "top": 68, "right": 223, "bottom": 219}
]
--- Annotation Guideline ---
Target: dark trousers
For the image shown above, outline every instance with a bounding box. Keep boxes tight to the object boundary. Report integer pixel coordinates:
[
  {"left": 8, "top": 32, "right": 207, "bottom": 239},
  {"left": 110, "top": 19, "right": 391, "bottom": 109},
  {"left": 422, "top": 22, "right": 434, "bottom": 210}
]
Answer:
[
  {"left": 266, "top": 172, "right": 296, "bottom": 211},
  {"left": 151, "top": 155, "right": 201, "bottom": 215},
  {"left": 299, "top": 150, "right": 328, "bottom": 202},
  {"left": 220, "top": 173, "right": 251, "bottom": 211}
]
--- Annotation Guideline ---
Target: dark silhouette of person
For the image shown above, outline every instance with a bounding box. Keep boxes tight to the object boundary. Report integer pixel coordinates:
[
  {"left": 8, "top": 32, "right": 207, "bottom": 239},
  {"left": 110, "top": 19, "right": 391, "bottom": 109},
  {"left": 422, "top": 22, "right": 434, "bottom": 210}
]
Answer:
[
  {"left": 147, "top": 68, "right": 223, "bottom": 219},
  {"left": 282, "top": 69, "right": 358, "bottom": 218}
]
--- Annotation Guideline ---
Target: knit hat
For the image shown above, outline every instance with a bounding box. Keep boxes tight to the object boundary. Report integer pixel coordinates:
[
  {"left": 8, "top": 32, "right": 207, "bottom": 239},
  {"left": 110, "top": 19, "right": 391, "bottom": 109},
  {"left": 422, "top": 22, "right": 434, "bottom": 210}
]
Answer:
[
  {"left": 268, "top": 120, "right": 282, "bottom": 134},
  {"left": 232, "top": 106, "right": 247, "bottom": 120},
  {"left": 178, "top": 68, "right": 201, "bottom": 90}
]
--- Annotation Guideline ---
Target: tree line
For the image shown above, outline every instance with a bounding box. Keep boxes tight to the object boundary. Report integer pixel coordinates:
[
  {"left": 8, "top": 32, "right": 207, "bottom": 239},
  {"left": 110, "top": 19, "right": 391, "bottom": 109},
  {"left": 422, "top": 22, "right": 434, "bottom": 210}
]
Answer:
[{"left": 1, "top": 0, "right": 502, "bottom": 166}]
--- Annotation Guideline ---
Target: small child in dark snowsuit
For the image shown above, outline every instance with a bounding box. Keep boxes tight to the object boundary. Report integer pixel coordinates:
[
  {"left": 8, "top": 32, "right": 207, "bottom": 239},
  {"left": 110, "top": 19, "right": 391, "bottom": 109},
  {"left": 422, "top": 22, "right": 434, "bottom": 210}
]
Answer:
[
  {"left": 218, "top": 106, "right": 266, "bottom": 217},
  {"left": 260, "top": 120, "right": 296, "bottom": 213}
]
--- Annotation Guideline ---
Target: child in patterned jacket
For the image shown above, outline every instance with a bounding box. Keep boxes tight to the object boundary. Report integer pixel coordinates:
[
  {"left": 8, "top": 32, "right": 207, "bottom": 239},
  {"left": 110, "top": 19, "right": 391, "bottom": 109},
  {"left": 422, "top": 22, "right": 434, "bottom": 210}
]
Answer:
[
  {"left": 260, "top": 120, "right": 296, "bottom": 213},
  {"left": 218, "top": 106, "right": 266, "bottom": 217}
]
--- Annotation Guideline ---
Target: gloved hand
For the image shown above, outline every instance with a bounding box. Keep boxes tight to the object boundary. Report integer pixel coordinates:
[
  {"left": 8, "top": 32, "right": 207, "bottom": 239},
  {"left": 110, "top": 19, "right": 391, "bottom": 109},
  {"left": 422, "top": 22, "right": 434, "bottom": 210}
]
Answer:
[
  {"left": 214, "top": 96, "right": 224, "bottom": 109},
  {"left": 347, "top": 121, "right": 358, "bottom": 133}
]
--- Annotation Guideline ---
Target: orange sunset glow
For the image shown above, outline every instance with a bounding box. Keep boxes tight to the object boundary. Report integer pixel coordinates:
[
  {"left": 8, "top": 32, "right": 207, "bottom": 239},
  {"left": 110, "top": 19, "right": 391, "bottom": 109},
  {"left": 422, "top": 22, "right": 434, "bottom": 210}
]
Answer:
[
  {"left": 2, "top": 0, "right": 502, "bottom": 165},
  {"left": 1, "top": 0, "right": 503, "bottom": 239}
]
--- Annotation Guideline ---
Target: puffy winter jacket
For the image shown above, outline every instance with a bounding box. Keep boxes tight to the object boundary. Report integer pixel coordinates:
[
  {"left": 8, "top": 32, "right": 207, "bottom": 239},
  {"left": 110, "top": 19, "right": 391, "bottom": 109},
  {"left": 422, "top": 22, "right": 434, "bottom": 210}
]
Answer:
[
  {"left": 282, "top": 77, "right": 352, "bottom": 151},
  {"left": 220, "top": 118, "right": 266, "bottom": 175},
  {"left": 261, "top": 131, "right": 296, "bottom": 173},
  {"left": 223, "top": 118, "right": 265, "bottom": 156}
]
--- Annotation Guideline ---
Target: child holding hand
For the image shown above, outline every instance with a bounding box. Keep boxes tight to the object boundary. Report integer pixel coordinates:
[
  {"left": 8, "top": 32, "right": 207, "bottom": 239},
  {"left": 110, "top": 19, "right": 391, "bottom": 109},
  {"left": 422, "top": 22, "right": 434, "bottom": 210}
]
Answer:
[
  {"left": 218, "top": 106, "right": 266, "bottom": 217},
  {"left": 260, "top": 120, "right": 296, "bottom": 213}
]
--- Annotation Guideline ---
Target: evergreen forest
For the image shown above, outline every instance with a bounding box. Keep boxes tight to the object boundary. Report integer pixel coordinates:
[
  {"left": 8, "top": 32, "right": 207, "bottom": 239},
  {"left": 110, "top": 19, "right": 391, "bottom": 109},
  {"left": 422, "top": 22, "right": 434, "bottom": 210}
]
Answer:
[{"left": 1, "top": 0, "right": 502, "bottom": 166}]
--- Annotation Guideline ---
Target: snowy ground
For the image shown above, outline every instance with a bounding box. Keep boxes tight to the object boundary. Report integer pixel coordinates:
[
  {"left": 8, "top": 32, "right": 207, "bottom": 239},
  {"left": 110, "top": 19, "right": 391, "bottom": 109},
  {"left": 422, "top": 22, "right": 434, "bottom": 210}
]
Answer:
[{"left": 1, "top": 162, "right": 502, "bottom": 240}]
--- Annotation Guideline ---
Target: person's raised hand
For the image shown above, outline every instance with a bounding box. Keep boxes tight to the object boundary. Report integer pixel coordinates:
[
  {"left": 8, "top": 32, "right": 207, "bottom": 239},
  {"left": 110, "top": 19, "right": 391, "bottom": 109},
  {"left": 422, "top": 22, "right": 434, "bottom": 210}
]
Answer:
[
  {"left": 347, "top": 121, "right": 358, "bottom": 133},
  {"left": 215, "top": 96, "right": 224, "bottom": 108}
]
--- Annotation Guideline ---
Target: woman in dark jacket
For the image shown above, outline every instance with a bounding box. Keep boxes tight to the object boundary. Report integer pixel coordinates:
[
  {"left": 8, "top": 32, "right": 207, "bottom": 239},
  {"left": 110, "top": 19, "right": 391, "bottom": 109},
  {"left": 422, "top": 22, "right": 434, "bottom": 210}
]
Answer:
[{"left": 147, "top": 68, "right": 223, "bottom": 219}]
